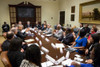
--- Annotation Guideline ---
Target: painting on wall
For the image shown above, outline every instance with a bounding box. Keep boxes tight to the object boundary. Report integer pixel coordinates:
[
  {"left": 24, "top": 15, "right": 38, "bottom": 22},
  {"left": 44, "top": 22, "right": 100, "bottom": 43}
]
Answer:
[{"left": 79, "top": 1, "right": 100, "bottom": 24}]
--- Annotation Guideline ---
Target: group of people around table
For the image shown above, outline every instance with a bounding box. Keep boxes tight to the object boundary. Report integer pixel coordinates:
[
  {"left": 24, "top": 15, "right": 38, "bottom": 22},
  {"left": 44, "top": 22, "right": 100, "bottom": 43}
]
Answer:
[{"left": 1, "top": 21, "right": 100, "bottom": 67}]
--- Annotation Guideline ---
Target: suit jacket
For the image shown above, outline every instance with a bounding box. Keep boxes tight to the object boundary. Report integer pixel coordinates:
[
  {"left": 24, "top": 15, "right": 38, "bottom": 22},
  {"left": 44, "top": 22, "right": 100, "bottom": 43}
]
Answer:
[
  {"left": 54, "top": 29, "right": 63, "bottom": 38},
  {"left": 83, "top": 27, "right": 90, "bottom": 34},
  {"left": 59, "top": 33, "right": 74, "bottom": 45},
  {"left": 25, "top": 24, "right": 32, "bottom": 28},
  {"left": 45, "top": 28, "right": 52, "bottom": 34},
  {"left": 2, "top": 24, "right": 10, "bottom": 32},
  {"left": 35, "top": 24, "right": 41, "bottom": 29},
  {"left": 1, "top": 40, "right": 10, "bottom": 51},
  {"left": 16, "top": 30, "right": 27, "bottom": 40}
]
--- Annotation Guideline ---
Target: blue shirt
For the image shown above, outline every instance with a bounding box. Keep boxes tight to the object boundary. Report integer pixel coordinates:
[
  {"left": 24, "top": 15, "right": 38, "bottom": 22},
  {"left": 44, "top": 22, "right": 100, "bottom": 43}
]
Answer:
[
  {"left": 74, "top": 36, "right": 87, "bottom": 48},
  {"left": 69, "top": 64, "right": 93, "bottom": 67}
]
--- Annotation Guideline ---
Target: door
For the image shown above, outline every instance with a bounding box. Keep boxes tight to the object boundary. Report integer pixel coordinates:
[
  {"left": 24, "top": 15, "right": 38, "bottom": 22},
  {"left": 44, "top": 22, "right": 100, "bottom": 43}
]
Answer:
[{"left": 60, "top": 11, "right": 65, "bottom": 26}]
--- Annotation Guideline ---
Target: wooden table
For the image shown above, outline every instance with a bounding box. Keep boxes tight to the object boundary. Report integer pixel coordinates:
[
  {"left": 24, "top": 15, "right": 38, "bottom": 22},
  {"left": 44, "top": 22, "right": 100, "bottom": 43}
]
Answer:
[{"left": 25, "top": 30, "right": 86, "bottom": 66}]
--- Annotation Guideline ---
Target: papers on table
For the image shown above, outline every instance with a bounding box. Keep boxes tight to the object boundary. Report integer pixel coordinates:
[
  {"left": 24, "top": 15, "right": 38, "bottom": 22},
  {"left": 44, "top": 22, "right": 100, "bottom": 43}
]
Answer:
[
  {"left": 41, "top": 61, "right": 53, "bottom": 67},
  {"left": 41, "top": 35, "right": 45, "bottom": 38},
  {"left": 65, "top": 51, "right": 70, "bottom": 59},
  {"left": 55, "top": 43, "right": 65, "bottom": 48},
  {"left": 46, "top": 34, "right": 52, "bottom": 37},
  {"left": 25, "top": 39, "right": 34, "bottom": 43},
  {"left": 41, "top": 47, "right": 49, "bottom": 53},
  {"left": 39, "top": 41, "right": 42, "bottom": 45},
  {"left": 56, "top": 56, "right": 65, "bottom": 64},
  {"left": 28, "top": 43, "right": 39, "bottom": 47},
  {"left": 21, "top": 29, "right": 26, "bottom": 33},
  {"left": 51, "top": 43, "right": 56, "bottom": 49},
  {"left": 52, "top": 65, "right": 63, "bottom": 67},
  {"left": 41, "top": 51, "right": 44, "bottom": 55},
  {"left": 35, "top": 37, "right": 39, "bottom": 41},
  {"left": 62, "top": 59, "right": 73, "bottom": 66},
  {"left": 45, "top": 38, "right": 50, "bottom": 42},
  {"left": 45, "top": 54, "right": 56, "bottom": 63}
]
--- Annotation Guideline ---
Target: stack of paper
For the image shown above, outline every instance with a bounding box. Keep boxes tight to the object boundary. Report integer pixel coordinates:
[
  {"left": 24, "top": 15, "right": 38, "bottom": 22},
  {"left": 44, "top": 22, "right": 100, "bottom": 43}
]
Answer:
[
  {"left": 55, "top": 43, "right": 65, "bottom": 48},
  {"left": 41, "top": 47, "right": 49, "bottom": 53},
  {"left": 25, "top": 39, "right": 34, "bottom": 43},
  {"left": 45, "top": 54, "right": 56, "bottom": 63}
]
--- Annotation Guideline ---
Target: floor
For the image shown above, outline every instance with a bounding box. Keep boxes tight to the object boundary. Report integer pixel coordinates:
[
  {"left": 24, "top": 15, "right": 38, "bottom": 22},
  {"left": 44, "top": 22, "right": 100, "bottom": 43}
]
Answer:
[{"left": 0, "top": 36, "right": 6, "bottom": 67}]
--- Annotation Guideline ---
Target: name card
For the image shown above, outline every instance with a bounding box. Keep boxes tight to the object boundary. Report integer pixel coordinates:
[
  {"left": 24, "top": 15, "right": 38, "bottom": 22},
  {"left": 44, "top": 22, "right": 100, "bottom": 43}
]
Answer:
[
  {"left": 41, "top": 35, "right": 45, "bottom": 38},
  {"left": 60, "top": 48, "right": 63, "bottom": 54},
  {"left": 41, "top": 47, "right": 49, "bottom": 53}
]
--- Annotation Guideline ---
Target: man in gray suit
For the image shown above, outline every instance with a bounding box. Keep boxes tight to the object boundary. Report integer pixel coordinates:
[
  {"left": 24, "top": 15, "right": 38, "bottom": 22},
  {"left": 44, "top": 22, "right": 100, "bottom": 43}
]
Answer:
[
  {"left": 53, "top": 25, "right": 63, "bottom": 38},
  {"left": 45, "top": 24, "right": 52, "bottom": 34}
]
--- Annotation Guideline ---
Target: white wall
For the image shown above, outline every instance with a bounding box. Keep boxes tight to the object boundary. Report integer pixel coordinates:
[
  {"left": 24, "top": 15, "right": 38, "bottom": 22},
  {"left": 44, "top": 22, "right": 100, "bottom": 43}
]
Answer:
[
  {"left": 0, "top": 0, "right": 59, "bottom": 35},
  {"left": 59, "top": 0, "right": 100, "bottom": 29}
]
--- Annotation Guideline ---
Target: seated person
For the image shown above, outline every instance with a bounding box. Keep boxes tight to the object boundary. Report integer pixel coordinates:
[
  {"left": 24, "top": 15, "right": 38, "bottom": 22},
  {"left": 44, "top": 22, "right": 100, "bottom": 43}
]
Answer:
[
  {"left": 7, "top": 37, "right": 24, "bottom": 67},
  {"left": 53, "top": 25, "right": 63, "bottom": 38},
  {"left": 34, "top": 21, "right": 41, "bottom": 30},
  {"left": 16, "top": 25, "right": 29, "bottom": 40},
  {"left": 41, "top": 21, "right": 47, "bottom": 29},
  {"left": 85, "top": 33, "right": 99, "bottom": 59},
  {"left": 70, "top": 43, "right": 100, "bottom": 67},
  {"left": 83, "top": 24, "right": 90, "bottom": 34},
  {"left": 59, "top": 28, "right": 74, "bottom": 45},
  {"left": 20, "top": 44, "right": 41, "bottom": 67},
  {"left": 71, "top": 29, "right": 87, "bottom": 54},
  {"left": 41, "top": 24, "right": 47, "bottom": 31},
  {"left": 45, "top": 24, "right": 52, "bottom": 34},
  {"left": 25, "top": 21, "right": 32, "bottom": 28},
  {"left": 1, "top": 31, "right": 14, "bottom": 51},
  {"left": 87, "top": 27, "right": 97, "bottom": 40}
]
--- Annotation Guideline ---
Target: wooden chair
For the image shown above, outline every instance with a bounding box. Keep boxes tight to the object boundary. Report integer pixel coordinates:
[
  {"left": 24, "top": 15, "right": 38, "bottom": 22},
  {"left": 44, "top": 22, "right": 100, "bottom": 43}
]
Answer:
[{"left": 0, "top": 51, "right": 12, "bottom": 67}]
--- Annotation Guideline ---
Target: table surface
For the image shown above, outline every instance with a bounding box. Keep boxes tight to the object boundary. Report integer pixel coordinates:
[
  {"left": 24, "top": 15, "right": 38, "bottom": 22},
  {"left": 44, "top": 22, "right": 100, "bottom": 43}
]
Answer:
[{"left": 25, "top": 30, "right": 86, "bottom": 66}]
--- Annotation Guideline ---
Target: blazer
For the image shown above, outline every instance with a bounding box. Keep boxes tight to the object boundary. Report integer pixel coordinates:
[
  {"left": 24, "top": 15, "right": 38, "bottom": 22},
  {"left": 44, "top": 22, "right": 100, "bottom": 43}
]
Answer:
[
  {"left": 59, "top": 33, "right": 74, "bottom": 45},
  {"left": 54, "top": 29, "right": 63, "bottom": 38},
  {"left": 45, "top": 28, "right": 52, "bottom": 34}
]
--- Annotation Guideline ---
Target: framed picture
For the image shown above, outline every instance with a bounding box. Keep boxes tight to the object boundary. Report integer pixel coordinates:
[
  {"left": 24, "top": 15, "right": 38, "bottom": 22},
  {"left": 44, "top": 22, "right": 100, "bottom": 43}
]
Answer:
[
  {"left": 79, "top": 1, "right": 100, "bottom": 24},
  {"left": 71, "top": 6, "right": 75, "bottom": 13},
  {"left": 71, "top": 14, "right": 75, "bottom": 21}
]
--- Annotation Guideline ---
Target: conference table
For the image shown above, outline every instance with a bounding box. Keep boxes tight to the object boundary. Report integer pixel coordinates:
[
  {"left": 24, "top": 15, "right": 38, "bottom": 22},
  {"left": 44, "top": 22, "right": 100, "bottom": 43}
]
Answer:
[{"left": 25, "top": 30, "right": 86, "bottom": 67}]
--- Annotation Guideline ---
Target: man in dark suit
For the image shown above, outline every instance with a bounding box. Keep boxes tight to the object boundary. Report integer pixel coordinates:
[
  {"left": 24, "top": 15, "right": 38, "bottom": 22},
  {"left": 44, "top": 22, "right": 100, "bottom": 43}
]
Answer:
[
  {"left": 83, "top": 24, "right": 90, "bottom": 34},
  {"left": 1, "top": 31, "right": 14, "bottom": 51},
  {"left": 59, "top": 28, "right": 74, "bottom": 45},
  {"left": 2, "top": 22, "right": 10, "bottom": 32},
  {"left": 25, "top": 21, "right": 32, "bottom": 28},
  {"left": 34, "top": 21, "right": 41, "bottom": 29}
]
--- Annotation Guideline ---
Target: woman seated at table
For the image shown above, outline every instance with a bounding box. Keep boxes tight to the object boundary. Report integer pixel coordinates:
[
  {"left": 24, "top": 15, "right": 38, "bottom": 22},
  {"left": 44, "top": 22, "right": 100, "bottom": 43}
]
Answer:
[
  {"left": 20, "top": 44, "right": 41, "bottom": 67},
  {"left": 45, "top": 24, "right": 52, "bottom": 34},
  {"left": 71, "top": 29, "right": 87, "bottom": 54},
  {"left": 59, "top": 28, "right": 74, "bottom": 45},
  {"left": 85, "top": 33, "right": 99, "bottom": 59},
  {"left": 53, "top": 25, "right": 63, "bottom": 39},
  {"left": 70, "top": 43, "right": 100, "bottom": 67},
  {"left": 7, "top": 37, "right": 24, "bottom": 67}
]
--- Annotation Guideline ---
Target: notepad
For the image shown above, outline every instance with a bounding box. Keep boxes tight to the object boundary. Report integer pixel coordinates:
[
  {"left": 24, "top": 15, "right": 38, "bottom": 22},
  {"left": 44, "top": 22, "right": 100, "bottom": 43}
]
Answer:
[
  {"left": 41, "top": 47, "right": 49, "bottom": 53},
  {"left": 45, "top": 54, "right": 56, "bottom": 63},
  {"left": 55, "top": 43, "right": 65, "bottom": 48},
  {"left": 25, "top": 39, "right": 34, "bottom": 43}
]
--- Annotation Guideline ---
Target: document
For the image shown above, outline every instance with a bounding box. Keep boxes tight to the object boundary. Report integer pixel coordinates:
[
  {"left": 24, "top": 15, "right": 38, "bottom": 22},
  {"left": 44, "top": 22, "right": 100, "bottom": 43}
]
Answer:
[
  {"left": 55, "top": 43, "right": 65, "bottom": 48},
  {"left": 45, "top": 54, "right": 56, "bottom": 63},
  {"left": 45, "top": 38, "right": 50, "bottom": 42},
  {"left": 35, "top": 37, "right": 39, "bottom": 41},
  {"left": 51, "top": 43, "right": 56, "bottom": 49},
  {"left": 25, "top": 39, "right": 34, "bottom": 43},
  {"left": 56, "top": 56, "right": 65, "bottom": 64},
  {"left": 41, "top": 47, "right": 49, "bottom": 53},
  {"left": 41, "top": 61, "right": 53, "bottom": 67}
]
